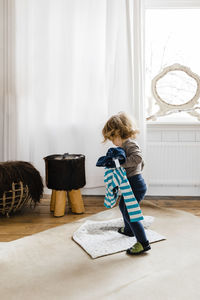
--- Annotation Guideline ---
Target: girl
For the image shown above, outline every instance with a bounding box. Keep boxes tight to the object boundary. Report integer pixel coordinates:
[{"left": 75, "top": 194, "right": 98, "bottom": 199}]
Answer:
[{"left": 102, "top": 112, "right": 150, "bottom": 255}]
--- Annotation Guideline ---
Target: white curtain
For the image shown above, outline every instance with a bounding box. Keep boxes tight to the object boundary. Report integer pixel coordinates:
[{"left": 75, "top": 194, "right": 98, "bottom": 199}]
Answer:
[
  {"left": 0, "top": 0, "right": 145, "bottom": 194},
  {"left": 0, "top": 0, "right": 17, "bottom": 160}
]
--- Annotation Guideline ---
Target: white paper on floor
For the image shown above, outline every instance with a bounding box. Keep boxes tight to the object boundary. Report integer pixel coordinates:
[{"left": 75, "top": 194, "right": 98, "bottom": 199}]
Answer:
[{"left": 72, "top": 216, "right": 166, "bottom": 258}]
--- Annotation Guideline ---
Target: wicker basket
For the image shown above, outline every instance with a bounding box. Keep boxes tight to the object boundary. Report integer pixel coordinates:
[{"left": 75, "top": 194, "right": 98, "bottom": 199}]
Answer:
[{"left": 0, "top": 181, "right": 31, "bottom": 216}]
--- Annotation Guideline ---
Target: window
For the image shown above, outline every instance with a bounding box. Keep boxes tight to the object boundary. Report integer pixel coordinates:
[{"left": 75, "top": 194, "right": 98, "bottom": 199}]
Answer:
[{"left": 145, "top": 5, "right": 200, "bottom": 122}]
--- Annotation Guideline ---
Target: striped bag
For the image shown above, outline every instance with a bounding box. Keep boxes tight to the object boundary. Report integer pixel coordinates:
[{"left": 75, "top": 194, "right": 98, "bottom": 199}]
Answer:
[{"left": 104, "top": 167, "right": 144, "bottom": 222}]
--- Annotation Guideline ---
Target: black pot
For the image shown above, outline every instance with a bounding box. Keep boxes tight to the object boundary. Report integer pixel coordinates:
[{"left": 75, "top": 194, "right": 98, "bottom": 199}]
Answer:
[{"left": 44, "top": 153, "right": 86, "bottom": 191}]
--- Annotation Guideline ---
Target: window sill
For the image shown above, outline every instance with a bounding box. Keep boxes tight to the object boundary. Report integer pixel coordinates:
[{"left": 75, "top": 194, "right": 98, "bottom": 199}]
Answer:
[
  {"left": 147, "top": 120, "right": 200, "bottom": 125},
  {"left": 146, "top": 121, "right": 200, "bottom": 130}
]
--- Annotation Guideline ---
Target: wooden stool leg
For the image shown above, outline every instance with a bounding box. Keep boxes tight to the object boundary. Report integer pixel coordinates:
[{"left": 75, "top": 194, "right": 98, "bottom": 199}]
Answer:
[
  {"left": 50, "top": 190, "right": 56, "bottom": 212},
  {"left": 54, "top": 191, "right": 66, "bottom": 217},
  {"left": 68, "top": 189, "right": 85, "bottom": 214}
]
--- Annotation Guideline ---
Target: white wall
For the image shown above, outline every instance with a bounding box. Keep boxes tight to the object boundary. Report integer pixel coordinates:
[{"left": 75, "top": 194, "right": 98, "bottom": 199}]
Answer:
[{"left": 146, "top": 123, "right": 200, "bottom": 196}]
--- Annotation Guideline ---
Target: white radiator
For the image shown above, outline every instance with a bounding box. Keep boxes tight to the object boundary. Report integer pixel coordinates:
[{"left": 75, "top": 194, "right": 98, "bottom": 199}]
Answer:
[{"left": 146, "top": 142, "right": 200, "bottom": 195}]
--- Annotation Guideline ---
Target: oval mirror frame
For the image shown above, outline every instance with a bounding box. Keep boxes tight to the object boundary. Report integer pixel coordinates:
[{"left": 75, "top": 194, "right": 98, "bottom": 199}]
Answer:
[{"left": 147, "top": 64, "right": 200, "bottom": 121}]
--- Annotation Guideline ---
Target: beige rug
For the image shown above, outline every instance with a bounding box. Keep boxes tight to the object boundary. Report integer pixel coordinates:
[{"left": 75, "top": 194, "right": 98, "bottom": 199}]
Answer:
[{"left": 0, "top": 201, "right": 200, "bottom": 300}]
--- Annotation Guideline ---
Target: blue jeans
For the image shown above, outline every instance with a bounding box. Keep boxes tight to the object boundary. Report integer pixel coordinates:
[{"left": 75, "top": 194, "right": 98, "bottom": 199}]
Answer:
[{"left": 119, "top": 174, "right": 148, "bottom": 245}]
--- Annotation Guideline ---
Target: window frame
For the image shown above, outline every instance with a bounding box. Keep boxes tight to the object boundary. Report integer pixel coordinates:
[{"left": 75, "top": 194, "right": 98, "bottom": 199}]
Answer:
[
  {"left": 145, "top": 0, "right": 200, "bottom": 124},
  {"left": 145, "top": 0, "right": 200, "bottom": 9}
]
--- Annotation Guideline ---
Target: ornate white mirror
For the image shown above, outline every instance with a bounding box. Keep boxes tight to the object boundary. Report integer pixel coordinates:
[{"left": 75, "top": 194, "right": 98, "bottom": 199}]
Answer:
[{"left": 146, "top": 64, "right": 200, "bottom": 121}]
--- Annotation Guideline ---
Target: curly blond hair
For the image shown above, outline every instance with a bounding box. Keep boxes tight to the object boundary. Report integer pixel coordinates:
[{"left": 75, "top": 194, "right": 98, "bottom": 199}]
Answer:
[{"left": 102, "top": 112, "right": 139, "bottom": 142}]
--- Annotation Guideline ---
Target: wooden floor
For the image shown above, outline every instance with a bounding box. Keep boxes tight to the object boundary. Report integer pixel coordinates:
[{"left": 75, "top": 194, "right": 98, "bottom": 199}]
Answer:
[{"left": 0, "top": 195, "right": 200, "bottom": 242}]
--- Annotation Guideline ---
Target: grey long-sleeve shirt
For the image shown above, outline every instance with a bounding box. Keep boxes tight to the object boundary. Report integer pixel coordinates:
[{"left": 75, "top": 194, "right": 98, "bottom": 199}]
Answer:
[{"left": 121, "top": 139, "right": 144, "bottom": 178}]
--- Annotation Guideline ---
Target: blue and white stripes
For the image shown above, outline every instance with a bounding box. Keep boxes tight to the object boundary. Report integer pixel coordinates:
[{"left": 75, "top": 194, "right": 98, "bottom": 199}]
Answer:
[{"left": 104, "top": 167, "right": 144, "bottom": 222}]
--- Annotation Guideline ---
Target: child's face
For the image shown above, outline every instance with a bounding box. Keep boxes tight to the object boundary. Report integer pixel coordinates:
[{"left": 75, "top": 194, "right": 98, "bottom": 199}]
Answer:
[{"left": 110, "top": 136, "right": 123, "bottom": 147}]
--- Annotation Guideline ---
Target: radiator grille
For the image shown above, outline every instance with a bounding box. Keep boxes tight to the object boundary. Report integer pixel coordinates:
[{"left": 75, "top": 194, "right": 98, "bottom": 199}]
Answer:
[{"left": 147, "top": 142, "right": 200, "bottom": 186}]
